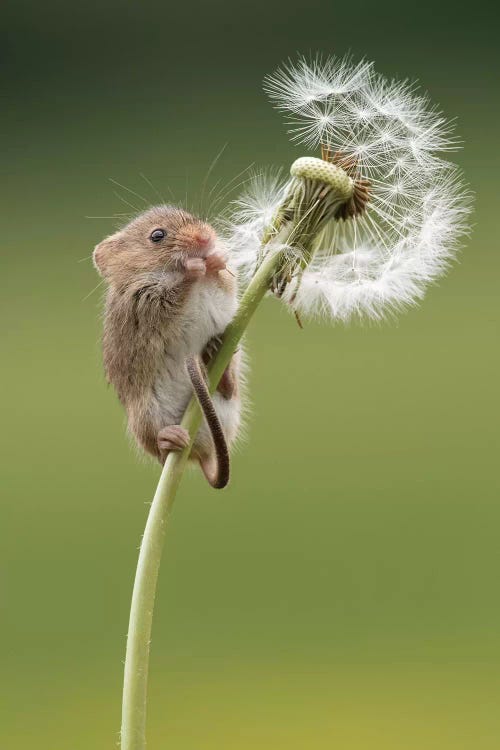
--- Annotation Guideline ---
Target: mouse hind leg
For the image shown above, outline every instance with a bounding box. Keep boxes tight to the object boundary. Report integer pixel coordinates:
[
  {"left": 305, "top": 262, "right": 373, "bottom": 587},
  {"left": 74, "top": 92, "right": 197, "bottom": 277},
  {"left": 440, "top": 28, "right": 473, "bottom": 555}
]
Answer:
[
  {"left": 202, "top": 338, "right": 240, "bottom": 400},
  {"left": 156, "top": 424, "right": 224, "bottom": 490},
  {"left": 157, "top": 425, "right": 191, "bottom": 464}
]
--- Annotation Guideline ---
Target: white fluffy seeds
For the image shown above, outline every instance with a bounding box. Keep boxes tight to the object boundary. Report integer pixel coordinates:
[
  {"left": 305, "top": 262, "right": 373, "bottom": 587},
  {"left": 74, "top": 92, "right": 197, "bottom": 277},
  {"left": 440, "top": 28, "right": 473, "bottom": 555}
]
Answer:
[{"left": 227, "top": 55, "right": 471, "bottom": 322}]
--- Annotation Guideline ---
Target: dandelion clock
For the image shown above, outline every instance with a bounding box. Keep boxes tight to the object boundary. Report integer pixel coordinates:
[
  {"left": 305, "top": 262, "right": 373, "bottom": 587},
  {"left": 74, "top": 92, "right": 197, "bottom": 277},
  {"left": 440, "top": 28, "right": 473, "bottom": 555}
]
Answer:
[{"left": 228, "top": 55, "right": 471, "bottom": 322}]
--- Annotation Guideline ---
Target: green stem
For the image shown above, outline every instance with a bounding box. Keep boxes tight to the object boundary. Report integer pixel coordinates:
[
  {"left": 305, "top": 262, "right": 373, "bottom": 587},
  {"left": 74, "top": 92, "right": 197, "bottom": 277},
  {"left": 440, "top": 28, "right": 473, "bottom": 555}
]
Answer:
[
  {"left": 120, "top": 245, "right": 285, "bottom": 750},
  {"left": 120, "top": 161, "right": 351, "bottom": 749}
]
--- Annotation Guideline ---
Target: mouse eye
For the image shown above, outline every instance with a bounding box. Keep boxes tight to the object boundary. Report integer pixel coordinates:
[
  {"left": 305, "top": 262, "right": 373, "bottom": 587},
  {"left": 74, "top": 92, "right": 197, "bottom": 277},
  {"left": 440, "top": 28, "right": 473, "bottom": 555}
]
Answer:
[{"left": 150, "top": 229, "right": 167, "bottom": 243}]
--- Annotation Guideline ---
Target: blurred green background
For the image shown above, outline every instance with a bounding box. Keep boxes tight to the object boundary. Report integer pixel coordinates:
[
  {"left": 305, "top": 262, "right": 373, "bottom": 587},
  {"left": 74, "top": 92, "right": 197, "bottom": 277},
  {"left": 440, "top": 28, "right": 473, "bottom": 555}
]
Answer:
[{"left": 2, "top": 1, "right": 499, "bottom": 748}]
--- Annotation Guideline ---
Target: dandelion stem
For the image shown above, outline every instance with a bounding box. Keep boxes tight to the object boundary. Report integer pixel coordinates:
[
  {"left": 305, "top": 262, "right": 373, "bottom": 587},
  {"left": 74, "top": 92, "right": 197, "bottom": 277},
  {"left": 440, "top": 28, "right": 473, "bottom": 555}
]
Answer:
[
  {"left": 120, "top": 161, "right": 352, "bottom": 749},
  {"left": 120, "top": 244, "right": 285, "bottom": 750}
]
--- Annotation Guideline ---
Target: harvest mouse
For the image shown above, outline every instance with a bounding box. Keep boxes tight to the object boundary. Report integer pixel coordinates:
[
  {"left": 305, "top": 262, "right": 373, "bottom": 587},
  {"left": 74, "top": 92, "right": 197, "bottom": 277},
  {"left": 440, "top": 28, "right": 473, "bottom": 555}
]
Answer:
[{"left": 93, "top": 205, "right": 242, "bottom": 489}]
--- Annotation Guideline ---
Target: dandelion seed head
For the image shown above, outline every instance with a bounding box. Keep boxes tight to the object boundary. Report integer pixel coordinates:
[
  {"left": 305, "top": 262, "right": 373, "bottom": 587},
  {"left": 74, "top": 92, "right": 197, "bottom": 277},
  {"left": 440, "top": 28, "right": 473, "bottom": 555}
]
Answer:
[{"left": 228, "top": 55, "right": 471, "bottom": 322}]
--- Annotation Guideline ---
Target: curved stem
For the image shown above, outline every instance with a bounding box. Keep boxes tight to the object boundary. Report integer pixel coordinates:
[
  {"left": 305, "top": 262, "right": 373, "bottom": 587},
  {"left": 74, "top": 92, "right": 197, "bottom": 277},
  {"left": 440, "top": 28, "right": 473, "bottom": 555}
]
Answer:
[
  {"left": 120, "top": 162, "right": 349, "bottom": 749},
  {"left": 120, "top": 246, "right": 285, "bottom": 750}
]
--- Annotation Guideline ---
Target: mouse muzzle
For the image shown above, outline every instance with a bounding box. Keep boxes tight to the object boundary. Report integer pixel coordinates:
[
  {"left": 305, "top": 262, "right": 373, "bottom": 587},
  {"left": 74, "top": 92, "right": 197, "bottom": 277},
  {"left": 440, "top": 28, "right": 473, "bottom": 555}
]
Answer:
[{"left": 177, "top": 222, "right": 216, "bottom": 258}]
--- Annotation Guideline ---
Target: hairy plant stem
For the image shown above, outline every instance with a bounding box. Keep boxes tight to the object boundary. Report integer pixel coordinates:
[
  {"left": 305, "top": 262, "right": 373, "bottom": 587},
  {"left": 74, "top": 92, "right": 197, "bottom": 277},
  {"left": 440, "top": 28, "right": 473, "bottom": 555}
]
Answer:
[{"left": 120, "top": 171, "right": 349, "bottom": 750}]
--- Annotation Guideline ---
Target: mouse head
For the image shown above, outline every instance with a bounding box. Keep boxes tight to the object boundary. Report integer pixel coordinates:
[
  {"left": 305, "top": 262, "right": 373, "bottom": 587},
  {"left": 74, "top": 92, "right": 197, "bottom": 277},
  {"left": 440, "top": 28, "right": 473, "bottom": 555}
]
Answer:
[{"left": 93, "top": 205, "right": 217, "bottom": 285}]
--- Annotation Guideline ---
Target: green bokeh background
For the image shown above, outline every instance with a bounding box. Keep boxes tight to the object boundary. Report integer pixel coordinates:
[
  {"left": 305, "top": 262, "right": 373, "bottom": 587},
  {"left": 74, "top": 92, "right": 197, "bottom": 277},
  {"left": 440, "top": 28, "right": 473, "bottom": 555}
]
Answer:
[{"left": 2, "top": 1, "right": 499, "bottom": 747}]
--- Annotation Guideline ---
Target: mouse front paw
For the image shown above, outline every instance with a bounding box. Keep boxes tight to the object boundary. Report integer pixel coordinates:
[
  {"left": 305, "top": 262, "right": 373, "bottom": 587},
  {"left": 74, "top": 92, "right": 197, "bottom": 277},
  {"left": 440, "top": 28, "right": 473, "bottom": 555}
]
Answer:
[
  {"left": 205, "top": 252, "right": 227, "bottom": 275},
  {"left": 184, "top": 257, "right": 206, "bottom": 280}
]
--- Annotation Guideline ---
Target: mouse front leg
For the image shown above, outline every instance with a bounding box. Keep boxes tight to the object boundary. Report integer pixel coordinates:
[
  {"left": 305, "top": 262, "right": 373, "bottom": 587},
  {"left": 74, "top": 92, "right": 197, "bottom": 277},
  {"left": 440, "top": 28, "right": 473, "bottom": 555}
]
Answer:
[
  {"left": 183, "top": 257, "right": 207, "bottom": 280},
  {"left": 183, "top": 252, "right": 227, "bottom": 280},
  {"left": 217, "top": 356, "right": 238, "bottom": 400},
  {"left": 204, "top": 252, "right": 227, "bottom": 275}
]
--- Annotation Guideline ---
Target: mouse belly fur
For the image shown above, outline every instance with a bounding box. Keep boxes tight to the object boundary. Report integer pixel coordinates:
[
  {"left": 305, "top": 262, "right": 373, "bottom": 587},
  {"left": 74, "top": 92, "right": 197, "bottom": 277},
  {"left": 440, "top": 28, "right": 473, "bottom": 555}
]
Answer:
[{"left": 127, "top": 277, "right": 241, "bottom": 462}]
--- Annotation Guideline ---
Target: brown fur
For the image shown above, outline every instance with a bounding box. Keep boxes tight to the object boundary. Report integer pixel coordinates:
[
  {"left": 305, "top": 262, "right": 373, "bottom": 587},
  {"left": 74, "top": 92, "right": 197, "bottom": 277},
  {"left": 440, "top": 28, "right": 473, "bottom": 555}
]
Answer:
[{"left": 93, "top": 205, "right": 241, "bottom": 477}]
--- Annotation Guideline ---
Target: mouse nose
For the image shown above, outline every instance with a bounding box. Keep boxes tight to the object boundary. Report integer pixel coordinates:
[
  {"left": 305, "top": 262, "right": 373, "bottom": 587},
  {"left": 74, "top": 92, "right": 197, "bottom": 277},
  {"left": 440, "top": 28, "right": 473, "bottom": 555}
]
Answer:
[{"left": 192, "top": 228, "right": 214, "bottom": 253}]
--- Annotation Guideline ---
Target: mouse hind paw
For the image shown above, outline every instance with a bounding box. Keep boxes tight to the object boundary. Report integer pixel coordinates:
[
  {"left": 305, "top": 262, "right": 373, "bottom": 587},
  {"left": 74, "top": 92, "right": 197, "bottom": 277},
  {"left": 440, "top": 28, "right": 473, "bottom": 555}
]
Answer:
[{"left": 157, "top": 425, "right": 191, "bottom": 454}]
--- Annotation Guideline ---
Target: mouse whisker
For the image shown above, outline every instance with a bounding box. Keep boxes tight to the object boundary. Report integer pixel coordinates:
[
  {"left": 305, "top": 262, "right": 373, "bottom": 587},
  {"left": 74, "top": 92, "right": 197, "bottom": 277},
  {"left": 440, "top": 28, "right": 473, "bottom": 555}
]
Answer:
[
  {"left": 85, "top": 214, "right": 132, "bottom": 219},
  {"left": 184, "top": 170, "right": 190, "bottom": 216},
  {"left": 113, "top": 191, "right": 142, "bottom": 214},
  {"left": 82, "top": 277, "right": 106, "bottom": 302},
  {"left": 109, "top": 178, "right": 149, "bottom": 205},
  {"left": 200, "top": 142, "right": 229, "bottom": 217},
  {"left": 208, "top": 170, "right": 264, "bottom": 218},
  {"left": 139, "top": 172, "right": 173, "bottom": 204},
  {"left": 205, "top": 163, "right": 256, "bottom": 217}
]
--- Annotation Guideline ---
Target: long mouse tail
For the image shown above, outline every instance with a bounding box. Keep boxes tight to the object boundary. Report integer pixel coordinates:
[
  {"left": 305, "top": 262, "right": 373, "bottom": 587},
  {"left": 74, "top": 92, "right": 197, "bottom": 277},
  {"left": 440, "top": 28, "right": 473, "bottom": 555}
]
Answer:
[{"left": 185, "top": 355, "right": 230, "bottom": 489}]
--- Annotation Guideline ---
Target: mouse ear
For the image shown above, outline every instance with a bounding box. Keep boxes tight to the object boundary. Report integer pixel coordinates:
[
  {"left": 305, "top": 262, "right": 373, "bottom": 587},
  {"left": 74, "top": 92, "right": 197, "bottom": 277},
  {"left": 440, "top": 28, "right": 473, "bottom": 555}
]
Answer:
[{"left": 93, "top": 237, "right": 113, "bottom": 278}]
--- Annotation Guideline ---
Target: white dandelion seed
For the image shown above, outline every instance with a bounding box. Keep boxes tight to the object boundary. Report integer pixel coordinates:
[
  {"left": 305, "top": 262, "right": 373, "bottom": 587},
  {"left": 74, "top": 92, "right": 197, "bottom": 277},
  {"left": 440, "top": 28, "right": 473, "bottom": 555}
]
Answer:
[
  {"left": 227, "top": 55, "right": 471, "bottom": 322},
  {"left": 223, "top": 169, "right": 301, "bottom": 283}
]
